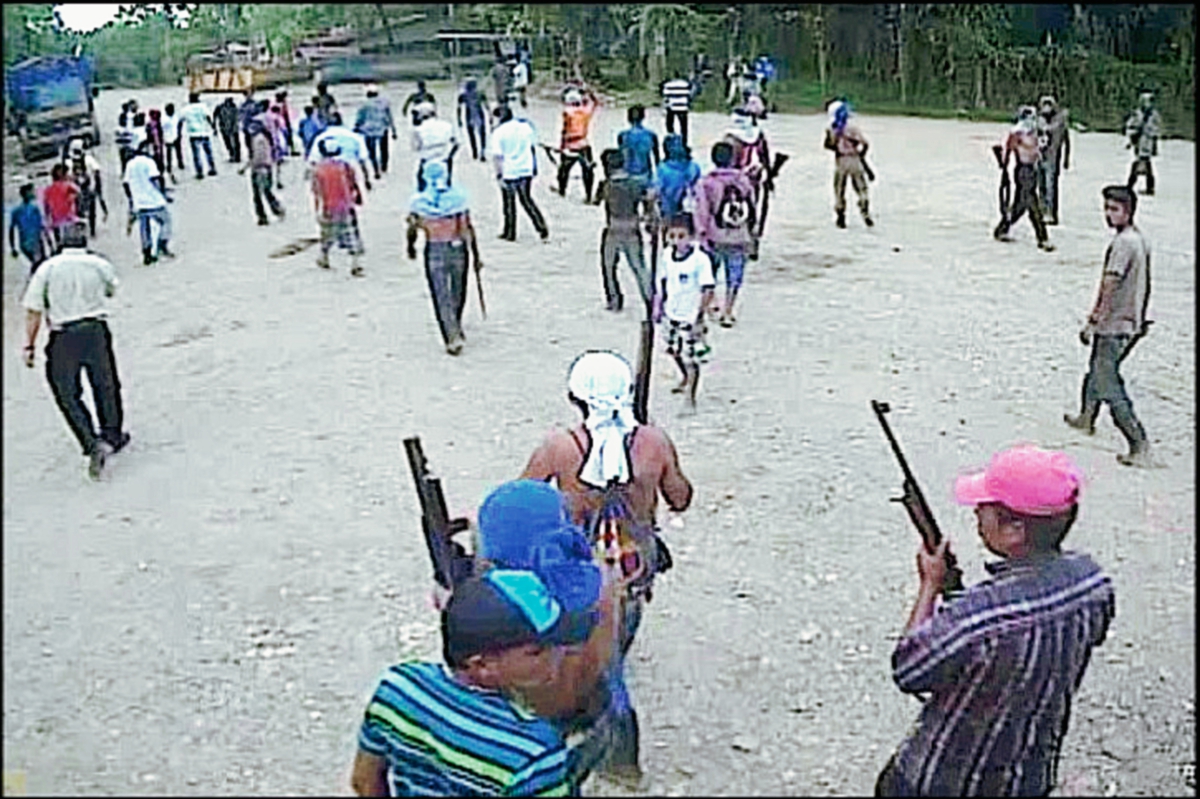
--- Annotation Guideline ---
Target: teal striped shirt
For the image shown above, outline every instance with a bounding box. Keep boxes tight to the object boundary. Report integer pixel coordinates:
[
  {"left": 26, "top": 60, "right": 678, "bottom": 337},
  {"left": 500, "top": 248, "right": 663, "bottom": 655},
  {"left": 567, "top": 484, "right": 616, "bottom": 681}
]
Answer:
[{"left": 358, "top": 661, "right": 577, "bottom": 797}]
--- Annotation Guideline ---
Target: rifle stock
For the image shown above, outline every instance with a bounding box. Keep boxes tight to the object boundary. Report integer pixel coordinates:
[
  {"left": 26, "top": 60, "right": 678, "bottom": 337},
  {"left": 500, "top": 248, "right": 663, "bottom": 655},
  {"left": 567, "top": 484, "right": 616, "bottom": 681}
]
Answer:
[
  {"left": 633, "top": 216, "right": 658, "bottom": 425},
  {"left": 403, "top": 436, "right": 472, "bottom": 590},
  {"left": 870, "top": 401, "right": 964, "bottom": 600}
]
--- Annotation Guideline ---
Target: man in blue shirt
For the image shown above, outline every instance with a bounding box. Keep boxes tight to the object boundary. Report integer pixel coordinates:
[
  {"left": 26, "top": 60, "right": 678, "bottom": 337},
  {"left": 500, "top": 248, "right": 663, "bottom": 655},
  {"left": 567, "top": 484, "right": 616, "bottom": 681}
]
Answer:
[
  {"left": 9, "top": 182, "right": 53, "bottom": 274},
  {"left": 298, "top": 105, "right": 325, "bottom": 160},
  {"left": 617, "top": 105, "right": 659, "bottom": 196},
  {"left": 354, "top": 84, "right": 398, "bottom": 179}
]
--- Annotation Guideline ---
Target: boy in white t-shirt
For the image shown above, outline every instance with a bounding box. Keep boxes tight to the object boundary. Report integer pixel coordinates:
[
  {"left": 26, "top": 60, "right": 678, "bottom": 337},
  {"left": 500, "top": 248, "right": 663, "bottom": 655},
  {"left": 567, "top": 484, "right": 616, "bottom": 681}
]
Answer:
[{"left": 654, "top": 213, "right": 714, "bottom": 410}]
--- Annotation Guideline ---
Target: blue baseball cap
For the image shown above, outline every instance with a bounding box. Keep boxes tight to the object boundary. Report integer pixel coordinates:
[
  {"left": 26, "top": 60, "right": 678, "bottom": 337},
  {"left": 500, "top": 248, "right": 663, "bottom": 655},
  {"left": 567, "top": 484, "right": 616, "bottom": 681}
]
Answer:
[
  {"left": 477, "top": 480, "right": 601, "bottom": 614},
  {"left": 442, "top": 570, "right": 597, "bottom": 664}
]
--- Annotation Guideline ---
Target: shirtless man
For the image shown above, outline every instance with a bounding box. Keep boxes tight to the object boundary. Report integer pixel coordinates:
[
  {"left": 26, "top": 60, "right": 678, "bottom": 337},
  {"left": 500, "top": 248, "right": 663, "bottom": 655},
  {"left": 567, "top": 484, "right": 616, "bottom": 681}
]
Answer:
[
  {"left": 519, "top": 350, "right": 693, "bottom": 531},
  {"left": 518, "top": 349, "right": 693, "bottom": 780},
  {"left": 994, "top": 105, "right": 1054, "bottom": 251}
]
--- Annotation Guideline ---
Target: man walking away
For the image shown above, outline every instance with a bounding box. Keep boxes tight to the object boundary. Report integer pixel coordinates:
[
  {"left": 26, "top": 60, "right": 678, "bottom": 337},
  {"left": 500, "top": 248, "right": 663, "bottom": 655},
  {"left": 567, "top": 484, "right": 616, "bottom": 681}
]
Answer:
[
  {"left": 122, "top": 141, "right": 174, "bottom": 266},
  {"left": 179, "top": 92, "right": 218, "bottom": 179},
  {"left": 214, "top": 96, "right": 241, "bottom": 162},
  {"left": 313, "top": 82, "right": 338, "bottom": 127},
  {"left": 311, "top": 139, "right": 365, "bottom": 277},
  {"left": 401, "top": 80, "right": 436, "bottom": 127},
  {"left": 512, "top": 56, "right": 530, "bottom": 108},
  {"left": 275, "top": 90, "right": 297, "bottom": 156},
  {"left": 617, "top": 105, "right": 660, "bottom": 198},
  {"left": 654, "top": 134, "right": 702, "bottom": 223},
  {"left": 457, "top": 78, "right": 490, "bottom": 162},
  {"left": 298, "top": 104, "right": 325, "bottom": 160},
  {"left": 823, "top": 100, "right": 873, "bottom": 229},
  {"left": 239, "top": 118, "right": 286, "bottom": 226},
  {"left": 594, "top": 148, "right": 652, "bottom": 312},
  {"left": 1065, "top": 185, "right": 1153, "bottom": 467},
  {"left": 1036, "top": 95, "right": 1069, "bottom": 225},
  {"left": 355, "top": 84, "right": 397, "bottom": 179},
  {"left": 993, "top": 105, "right": 1053, "bottom": 251},
  {"left": 557, "top": 85, "right": 599, "bottom": 202},
  {"left": 42, "top": 163, "right": 80, "bottom": 252},
  {"left": 238, "top": 89, "right": 260, "bottom": 155},
  {"left": 694, "top": 141, "right": 756, "bottom": 327},
  {"left": 162, "top": 103, "right": 183, "bottom": 179},
  {"left": 491, "top": 59, "right": 513, "bottom": 111},
  {"left": 307, "top": 112, "right": 374, "bottom": 194},
  {"left": 491, "top": 105, "right": 549, "bottom": 242},
  {"left": 9, "top": 182, "right": 53, "bottom": 275},
  {"left": 406, "top": 160, "right": 482, "bottom": 356},
  {"left": 22, "top": 222, "right": 132, "bottom": 480},
  {"left": 876, "top": 445, "right": 1113, "bottom": 797},
  {"left": 1125, "top": 90, "right": 1161, "bottom": 196},
  {"left": 661, "top": 72, "right": 695, "bottom": 147},
  {"left": 410, "top": 103, "right": 458, "bottom": 191},
  {"left": 114, "top": 102, "right": 136, "bottom": 170}
]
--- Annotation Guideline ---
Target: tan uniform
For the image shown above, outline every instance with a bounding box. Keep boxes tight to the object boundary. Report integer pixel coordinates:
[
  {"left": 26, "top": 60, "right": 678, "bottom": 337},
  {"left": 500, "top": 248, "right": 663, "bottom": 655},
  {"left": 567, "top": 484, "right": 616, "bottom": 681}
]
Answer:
[{"left": 828, "top": 122, "right": 869, "bottom": 215}]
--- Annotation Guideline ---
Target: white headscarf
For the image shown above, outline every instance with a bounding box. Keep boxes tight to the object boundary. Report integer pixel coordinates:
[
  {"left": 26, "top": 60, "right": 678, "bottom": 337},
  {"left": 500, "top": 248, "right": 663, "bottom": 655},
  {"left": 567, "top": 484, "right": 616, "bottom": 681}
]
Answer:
[
  {"left": 726, "top": 110, "right": 761, "bottom": 144},
  {"left": 567, "top": 351, "right": 638, "bottom": 488}
]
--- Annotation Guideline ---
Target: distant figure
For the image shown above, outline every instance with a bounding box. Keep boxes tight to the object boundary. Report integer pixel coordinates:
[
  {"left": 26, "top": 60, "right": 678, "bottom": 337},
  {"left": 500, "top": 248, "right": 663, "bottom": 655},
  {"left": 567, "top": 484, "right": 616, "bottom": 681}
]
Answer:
[
  {"left": 491, "top": 59, "right": 513, "bottom": 109},
  {"left": 511, "top": 57, "right": 529, "bottom": 108},
  {"left": 402, "top": 80, "right": 436, "bottom": 127},
  {"left": 993, "top": 105, "right": 1053, "bottom": 251},
  {"left": 1124, "top": 90, "right": 1161, "bottom": 196},
  {"left": 661, "top": 72, "right": 696, "bottom": 147},
  {"left": 457, "top": 78, "right": 491, "bottom": 162},
  {"left": 298, "top": 105, "right": 325, "bottom": 159},
  {"left": 275, "top": 89, "right": 297, "bottom": 156},
  {"left": 9, "top": 182, "right": 53, "bottom": 274},
  {"left": 617, "top": 105, "right": 660, "bottom": 196},
  {"left": 491, "top": 105, "right": 548, "bottom": 242},
  {"left": 42, "top": 162, "right": 80, "bottom": 251},
  {"left": 313, "top": 82, "right": 338, "bottom": 127},
  {"left": 178, "top": 92, "right": 218, "bottom": 179},
  {"left": 355, "top": 84, "right": 398, "bottom": 179},
  {"left": 311, "top": 138, "right": 365, "bottom": 277},
  {"left": 162, "top": 103, "right": 183, "bottom": 178},
  {"left": 822, "top": 100, "right": 872, "bottom": 230},
  {"left": 1036, "top": 95, "right": 1070, "bottom": 225},
  {"left": 214, "top": 96, "right": 241, "bottom": 163}
]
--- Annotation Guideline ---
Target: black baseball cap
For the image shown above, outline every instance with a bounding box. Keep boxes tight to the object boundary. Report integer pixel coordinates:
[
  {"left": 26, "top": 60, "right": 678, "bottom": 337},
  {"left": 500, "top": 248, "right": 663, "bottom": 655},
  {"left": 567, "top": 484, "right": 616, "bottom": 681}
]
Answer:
[{"left": 442, "top": 570, "right": 598, "bottom": 666}]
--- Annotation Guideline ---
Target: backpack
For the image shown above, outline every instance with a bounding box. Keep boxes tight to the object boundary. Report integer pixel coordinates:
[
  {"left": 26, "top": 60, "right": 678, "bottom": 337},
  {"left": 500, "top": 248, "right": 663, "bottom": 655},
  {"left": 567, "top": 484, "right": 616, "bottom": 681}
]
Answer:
[{"left": 715, "top": 180, "right": 754, "bottom": 231}]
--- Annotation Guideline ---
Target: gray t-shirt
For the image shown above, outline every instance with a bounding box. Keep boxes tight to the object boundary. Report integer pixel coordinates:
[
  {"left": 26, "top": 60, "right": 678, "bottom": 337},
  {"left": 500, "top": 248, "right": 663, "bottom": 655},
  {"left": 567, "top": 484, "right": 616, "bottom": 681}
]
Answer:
[{"left": 1096, "top": 225, "right": 1150, "bottom": 336}]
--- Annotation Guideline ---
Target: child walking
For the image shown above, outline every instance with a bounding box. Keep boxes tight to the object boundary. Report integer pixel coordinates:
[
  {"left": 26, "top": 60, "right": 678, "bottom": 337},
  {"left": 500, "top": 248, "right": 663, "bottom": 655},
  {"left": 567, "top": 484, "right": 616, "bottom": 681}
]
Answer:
[{"left": 654, "top": 213, "right": 714, "bottom": 411}]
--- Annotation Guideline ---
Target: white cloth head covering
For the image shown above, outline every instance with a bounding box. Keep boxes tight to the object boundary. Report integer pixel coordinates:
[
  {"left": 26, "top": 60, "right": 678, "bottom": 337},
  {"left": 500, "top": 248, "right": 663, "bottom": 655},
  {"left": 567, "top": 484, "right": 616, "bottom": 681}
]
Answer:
[
  {"left": 564, "top": 88, "right": 583, "bottom": 106},
  {"left": 567, "top": 351, "right": 638, "bottom": 488},
  {"left": 727, "top": 110, "right": 760, "bottom": 144},
  {"left": 826, "top": 100, "right": 846, "bottom": 126}
]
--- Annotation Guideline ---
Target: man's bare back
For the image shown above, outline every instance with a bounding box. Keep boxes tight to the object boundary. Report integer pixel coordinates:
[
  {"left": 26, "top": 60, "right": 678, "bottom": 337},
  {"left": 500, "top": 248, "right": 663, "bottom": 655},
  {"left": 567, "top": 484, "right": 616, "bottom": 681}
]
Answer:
[
  {"left": 1007, "top": 130, "right": 1041, "bottom": 166},
  {"left": 520, "top": 423, "right": 693, "bottom": 526}
]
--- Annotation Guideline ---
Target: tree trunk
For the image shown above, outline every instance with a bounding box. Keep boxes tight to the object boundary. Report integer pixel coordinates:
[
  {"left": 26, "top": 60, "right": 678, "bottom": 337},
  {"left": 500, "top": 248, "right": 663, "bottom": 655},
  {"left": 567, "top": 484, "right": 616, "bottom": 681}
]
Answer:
[
  {"left": 376, "top": 4, "right": 396, "bottom": 51},
  {"left": 896, "top": 4, "right": 907, "bottom": 105},
  {"left": 638, "top": 11, "right": 648, "bottom": 83},
  {"left": 815, "top": 6, "right": 827, "bottom": 92},
  {"left": 651, "top": 25, "right": 666, "bottom": 87},
  {"left": 974, "top": 60, "right": 984, "bottom": 108}
]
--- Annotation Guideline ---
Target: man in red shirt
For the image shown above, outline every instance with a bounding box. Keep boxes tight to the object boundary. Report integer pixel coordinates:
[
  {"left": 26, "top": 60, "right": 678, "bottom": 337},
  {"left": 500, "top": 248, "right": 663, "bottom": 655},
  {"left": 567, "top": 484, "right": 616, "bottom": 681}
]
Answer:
[
  {"left": 311, "top": 138, "right": 364, "bottom": 277},
  {"left": 42, "top": 163, "right": 81, "bottom": 252}
]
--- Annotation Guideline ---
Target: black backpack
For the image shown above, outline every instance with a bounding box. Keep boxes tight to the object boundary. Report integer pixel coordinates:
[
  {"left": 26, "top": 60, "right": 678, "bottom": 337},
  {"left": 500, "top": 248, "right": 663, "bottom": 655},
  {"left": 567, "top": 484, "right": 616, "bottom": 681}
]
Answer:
[{"left": 715, "top": 180, "right": 754, "bottom": 231}]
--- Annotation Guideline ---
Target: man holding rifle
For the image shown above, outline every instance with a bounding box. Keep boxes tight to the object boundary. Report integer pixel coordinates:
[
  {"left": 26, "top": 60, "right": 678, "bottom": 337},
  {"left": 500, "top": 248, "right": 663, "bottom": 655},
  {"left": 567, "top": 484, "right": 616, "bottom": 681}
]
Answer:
[{"left": 875, "top": 444, "right": 1114, "bottom": 797}]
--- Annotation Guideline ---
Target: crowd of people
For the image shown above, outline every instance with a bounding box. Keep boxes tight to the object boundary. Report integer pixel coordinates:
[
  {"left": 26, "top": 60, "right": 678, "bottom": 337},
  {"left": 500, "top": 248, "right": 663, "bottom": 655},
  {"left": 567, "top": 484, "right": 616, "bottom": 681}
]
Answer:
[{"left": 6, "top": 62, "right": 1169, "bottom": 797}]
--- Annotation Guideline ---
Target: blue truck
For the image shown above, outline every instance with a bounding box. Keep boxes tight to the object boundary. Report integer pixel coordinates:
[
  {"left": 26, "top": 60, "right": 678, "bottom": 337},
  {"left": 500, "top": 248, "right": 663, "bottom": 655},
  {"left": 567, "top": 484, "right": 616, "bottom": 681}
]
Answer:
[{"left": 5, "top": 55, "right": 101, "bottom": 162}]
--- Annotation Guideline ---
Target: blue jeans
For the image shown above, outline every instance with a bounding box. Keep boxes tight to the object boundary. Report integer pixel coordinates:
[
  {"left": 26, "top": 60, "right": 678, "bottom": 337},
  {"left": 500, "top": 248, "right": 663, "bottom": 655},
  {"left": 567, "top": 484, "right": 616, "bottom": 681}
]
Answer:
[
  {"left": 189, "top": 136, "right": 215, "bottom": 177},
  {"left": 135, "top": 206, "right": 171, "bottom": 255},
  {"left": 708, "top": 243, "right": 747, "bottom": 291}
]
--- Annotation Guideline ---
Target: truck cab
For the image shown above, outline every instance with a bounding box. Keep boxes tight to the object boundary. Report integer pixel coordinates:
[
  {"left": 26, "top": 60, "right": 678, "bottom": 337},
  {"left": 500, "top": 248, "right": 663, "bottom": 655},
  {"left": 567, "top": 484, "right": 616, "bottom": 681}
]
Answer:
[{"left": 5, "top": 56, "right": 102, "bottom": 162}]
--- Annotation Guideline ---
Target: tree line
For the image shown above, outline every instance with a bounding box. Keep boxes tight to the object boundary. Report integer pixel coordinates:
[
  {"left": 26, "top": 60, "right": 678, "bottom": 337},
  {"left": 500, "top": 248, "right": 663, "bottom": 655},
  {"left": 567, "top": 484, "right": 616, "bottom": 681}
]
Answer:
[{"left": 4, "top": 4, "right": 1193, "bottom": 138}]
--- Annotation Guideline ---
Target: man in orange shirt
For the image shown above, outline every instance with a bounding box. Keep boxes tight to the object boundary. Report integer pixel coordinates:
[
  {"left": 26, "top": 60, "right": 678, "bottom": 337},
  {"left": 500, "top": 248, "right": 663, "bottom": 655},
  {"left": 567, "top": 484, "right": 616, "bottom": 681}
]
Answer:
[
  {"left": 310, "top": 139, "right": 365, "bottom": 277},
  {"left": 556, "top": 85, "right": 599, "bottom": 203}
]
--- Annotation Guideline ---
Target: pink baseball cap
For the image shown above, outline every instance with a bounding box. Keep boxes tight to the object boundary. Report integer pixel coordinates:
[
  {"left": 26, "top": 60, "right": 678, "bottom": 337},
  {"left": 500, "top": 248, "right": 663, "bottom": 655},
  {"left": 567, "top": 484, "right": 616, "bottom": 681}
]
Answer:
[{"left": 954, "top": 445, "right": 1083, "bottom": 516}]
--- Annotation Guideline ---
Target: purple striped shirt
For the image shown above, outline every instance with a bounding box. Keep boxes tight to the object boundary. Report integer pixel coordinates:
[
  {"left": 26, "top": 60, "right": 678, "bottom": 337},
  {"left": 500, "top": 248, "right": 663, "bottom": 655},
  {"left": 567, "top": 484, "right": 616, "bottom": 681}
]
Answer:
[{"left": 891, "top": 551, "right": 1115, "bottom": 796}]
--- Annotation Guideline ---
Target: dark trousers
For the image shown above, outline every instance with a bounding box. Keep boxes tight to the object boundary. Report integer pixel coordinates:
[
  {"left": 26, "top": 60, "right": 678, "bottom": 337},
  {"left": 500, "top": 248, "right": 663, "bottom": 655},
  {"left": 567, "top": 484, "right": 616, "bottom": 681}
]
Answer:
[
  {"left": 364, "top": 135, "right": 389, "bottom": 176},
  {"left": 189, "top": 136, "right": 216, "bottom": 177},
  {"left": 556, "top": 146, "right": 595, "bottom": 201},
  {"left": 465, "top": 121, "right": 487, "bottom": 160},
  {"left": 424, "top": 241, "right": 469, "bottom": 344},
  {"left": 251, "top": 169, "right": 284, "bottom": 223},
  {"left": 45, "top": 319, "right": 124, "bottom": 456},
  {"left": 219, "top": 126, "right": 241, "bottom": 162},
  {"left": 665, "top": 109, "right": 689, "bottom": 146},
  {"left": 600, "top": 227, "right": 650, "bottom": 308},
  {"left": 500, "top": 176, "right": 548, "bottom": 239},
  {"left": 165, "top": 139, "right": 183, "bottom": 173},
  {"left": 1127, "top": 157, "right": 1155, "bottom": 194},
  {"left": 20, "top": 242, "right": 47, "bottom": 275},
  {"left": 995, "top": 163, "right": 1048, "bottom": 243},
  {"left": 1078, "top": 334, "right": 1148, "bottom": 449}
]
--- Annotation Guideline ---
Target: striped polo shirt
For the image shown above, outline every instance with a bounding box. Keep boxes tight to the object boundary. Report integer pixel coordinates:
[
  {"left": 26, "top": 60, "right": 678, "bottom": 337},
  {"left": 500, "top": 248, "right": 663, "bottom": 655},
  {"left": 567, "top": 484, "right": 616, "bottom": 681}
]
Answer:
[
  {"left": 891, "top": 551, "right": 1115, "bottom": 796},
  {"left": 662, "top": 79, "right": 693, "bottom": 113},
  {"left": 358, "top": 661, "right": 576, "bottom": 796}
]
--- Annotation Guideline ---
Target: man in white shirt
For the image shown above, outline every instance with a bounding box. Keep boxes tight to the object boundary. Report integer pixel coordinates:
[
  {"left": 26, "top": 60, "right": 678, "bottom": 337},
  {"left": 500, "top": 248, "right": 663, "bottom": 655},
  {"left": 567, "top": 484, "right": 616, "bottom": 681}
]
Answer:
[
  {"left": 512, "top": 58, "right": 529, "bottom": 108},
  {"left": 162, "top": 102, "right": 183, "bottom": 179},
  {"left": 411, "top": 104, "right": 458, "bottom": 190},
  {"left": 22, "top": 222, "right": 130, "bottom": 479},
  {"left": 654, "top": 213, "right": 714, "bottom": 410},
  {"left": 661, "top": 72, "right": 695, "bottom": 147},
  {"left": 178, "top": 92, "right": 218, "bottom": 179},
  {"left": 122, "top": 141, "right": 174, "bottom": 265},
  {"left": 490, "top": 105, "right": 548, "bottom": 242},
  {"left": 306, "top": 111, "right": 373, "bottom": 192}
]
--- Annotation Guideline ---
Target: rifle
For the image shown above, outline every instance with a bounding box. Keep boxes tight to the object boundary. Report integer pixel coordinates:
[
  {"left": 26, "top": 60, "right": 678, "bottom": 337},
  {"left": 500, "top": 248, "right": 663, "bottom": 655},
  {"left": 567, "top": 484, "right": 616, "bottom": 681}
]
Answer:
[
  {"left": 403, "top": 436, "right": 474, "bottom": 591},
  {"left": 632, "top": 214, "right": 658, "bottom": 424},
  {"left": 991, "top": 144, "right": 1011, "bottom": 220},
  {"left": 861, "top": 156, "right": 877, "bottom": 183},
  {"left": 870, "top": 401, "right": 964, "bottom": 600},
  {"left": 541, "top": 143, "right": 595, "bottom": 173},
  {"left": 756, "top": 151, "right": 790, "bottom": 243}
]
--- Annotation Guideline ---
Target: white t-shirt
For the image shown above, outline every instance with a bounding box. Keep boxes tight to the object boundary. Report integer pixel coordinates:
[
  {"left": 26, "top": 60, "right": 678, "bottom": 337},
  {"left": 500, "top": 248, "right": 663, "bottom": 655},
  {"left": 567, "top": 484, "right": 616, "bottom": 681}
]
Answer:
[
  {"left": 512, "top": 62, "right": 529, "bottom": 89},
  {"left": 123, "top": 154, "right": 167, "bottom": 211},
  {"left": 22, "top": 247, "right": 118, "bottom": 329},
  {"left": 307, "top": 126, "right": 368, "bottom": 166},
  {"left": 162, "top": 114, "right": 180, "bottom": 144},
  {"left": 412, "top": 118, "right": 456, "bottom": 163},
  {"left": 660, "top": 246, "right": 715, "bottom": 323},
  {"left": 490, "top": 118, "right": 537, "bottom": 180},
  {"left": 178, "top": 102, "right": 213, "bottom": 138}
]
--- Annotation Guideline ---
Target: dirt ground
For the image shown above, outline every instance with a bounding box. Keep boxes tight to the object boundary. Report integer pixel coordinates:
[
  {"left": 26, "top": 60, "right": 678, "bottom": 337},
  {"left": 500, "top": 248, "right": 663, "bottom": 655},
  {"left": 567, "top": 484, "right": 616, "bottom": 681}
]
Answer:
[{"left": 3, "top": 79, "right": 1194, "bottom": 797}]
